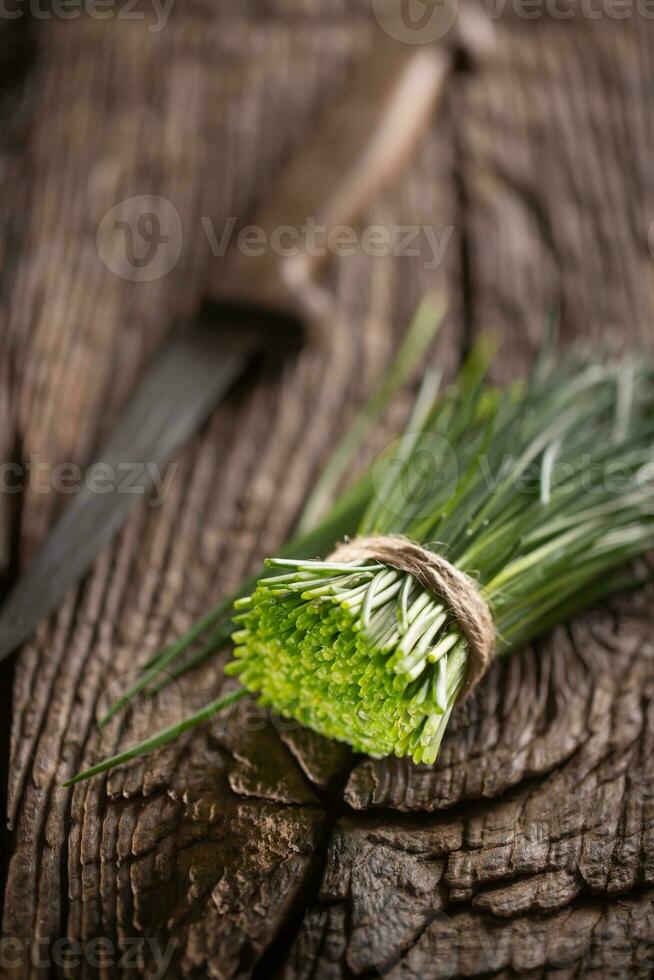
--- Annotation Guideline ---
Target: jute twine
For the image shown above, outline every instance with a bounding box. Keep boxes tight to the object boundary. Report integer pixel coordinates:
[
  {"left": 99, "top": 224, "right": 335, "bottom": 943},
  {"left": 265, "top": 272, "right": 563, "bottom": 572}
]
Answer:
[{"left": 328, "top": 535, "right": 495, "bottom": 700}]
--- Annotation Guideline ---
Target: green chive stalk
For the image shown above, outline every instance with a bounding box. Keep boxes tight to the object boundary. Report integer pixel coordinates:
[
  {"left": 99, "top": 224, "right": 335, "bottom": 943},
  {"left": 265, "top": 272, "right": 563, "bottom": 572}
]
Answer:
[{"left": 66, "top": 315, "right": 654, "bottom": 785}]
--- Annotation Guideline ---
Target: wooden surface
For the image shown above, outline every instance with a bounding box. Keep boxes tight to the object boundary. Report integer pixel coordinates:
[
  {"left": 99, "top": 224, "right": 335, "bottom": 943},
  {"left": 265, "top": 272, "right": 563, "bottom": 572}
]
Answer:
[{"left": 2, "top": 8, "right": 654, "bottom": 978}]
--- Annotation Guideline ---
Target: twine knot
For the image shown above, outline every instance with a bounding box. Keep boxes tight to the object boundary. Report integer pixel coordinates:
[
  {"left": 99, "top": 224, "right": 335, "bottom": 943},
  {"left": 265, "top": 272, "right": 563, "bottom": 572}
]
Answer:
[{"left": 328, "top": 534, "right": 495, "bottom": 699}]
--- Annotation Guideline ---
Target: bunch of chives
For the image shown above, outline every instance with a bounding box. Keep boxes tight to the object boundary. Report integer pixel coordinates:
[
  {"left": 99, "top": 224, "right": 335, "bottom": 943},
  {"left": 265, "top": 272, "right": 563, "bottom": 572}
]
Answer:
[
  {"left": 226, "top": 350, "right": 654, "bottom": 763},
  {"left": 66, "top": 307, "right": 654, "bottom": 784}
]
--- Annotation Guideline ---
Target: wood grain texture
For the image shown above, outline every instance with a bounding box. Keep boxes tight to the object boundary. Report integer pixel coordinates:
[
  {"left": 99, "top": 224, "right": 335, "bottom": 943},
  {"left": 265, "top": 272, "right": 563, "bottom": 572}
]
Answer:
[{"left": 2, "top": 8, "right": 654, "bottom": 979}]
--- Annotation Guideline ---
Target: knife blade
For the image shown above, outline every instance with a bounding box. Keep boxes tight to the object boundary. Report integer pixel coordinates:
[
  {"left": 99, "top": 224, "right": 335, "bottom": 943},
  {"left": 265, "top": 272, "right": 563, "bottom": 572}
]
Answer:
[{"left": 0, "top": 320, "right": 264, "bottom": 663}]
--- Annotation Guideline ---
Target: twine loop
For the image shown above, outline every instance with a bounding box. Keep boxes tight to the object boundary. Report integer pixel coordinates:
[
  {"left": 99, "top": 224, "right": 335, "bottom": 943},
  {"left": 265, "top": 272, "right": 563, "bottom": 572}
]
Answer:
[{"left": 328, "top": 535, "right": 495, "bottom": 699}]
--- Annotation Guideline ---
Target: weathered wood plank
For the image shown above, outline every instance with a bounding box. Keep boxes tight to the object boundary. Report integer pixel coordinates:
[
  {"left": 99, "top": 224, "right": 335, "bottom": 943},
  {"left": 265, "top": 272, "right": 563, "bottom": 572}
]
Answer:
[{"left": 2, "top": 9, "right": 654, "bottom": 980}]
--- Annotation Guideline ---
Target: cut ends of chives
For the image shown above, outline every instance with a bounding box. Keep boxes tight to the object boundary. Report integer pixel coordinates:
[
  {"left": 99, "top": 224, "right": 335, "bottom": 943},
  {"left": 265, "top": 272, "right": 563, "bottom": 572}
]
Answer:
[{"left": 227, "top": 558, "right": 469, "bottom": 765}]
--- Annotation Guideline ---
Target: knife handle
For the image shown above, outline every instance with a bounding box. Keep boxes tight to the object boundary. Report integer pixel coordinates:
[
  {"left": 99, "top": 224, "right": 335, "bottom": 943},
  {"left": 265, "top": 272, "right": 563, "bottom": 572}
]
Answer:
[{"left": 208, "top": 38, "right": 449, "bottom": 333}]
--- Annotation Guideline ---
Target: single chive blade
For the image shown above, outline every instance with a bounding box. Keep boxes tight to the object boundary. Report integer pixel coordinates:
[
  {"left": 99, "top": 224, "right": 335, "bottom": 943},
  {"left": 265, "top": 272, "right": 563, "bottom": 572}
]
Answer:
[{"left": 65, "top": 688, "right": 248, "bottom": 786}]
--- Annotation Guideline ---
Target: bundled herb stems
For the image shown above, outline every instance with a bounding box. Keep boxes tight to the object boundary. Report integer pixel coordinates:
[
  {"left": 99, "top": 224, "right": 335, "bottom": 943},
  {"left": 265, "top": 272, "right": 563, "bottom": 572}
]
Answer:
[{"left": 66, "top": 303, "right": 654, "bottom": 785}]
